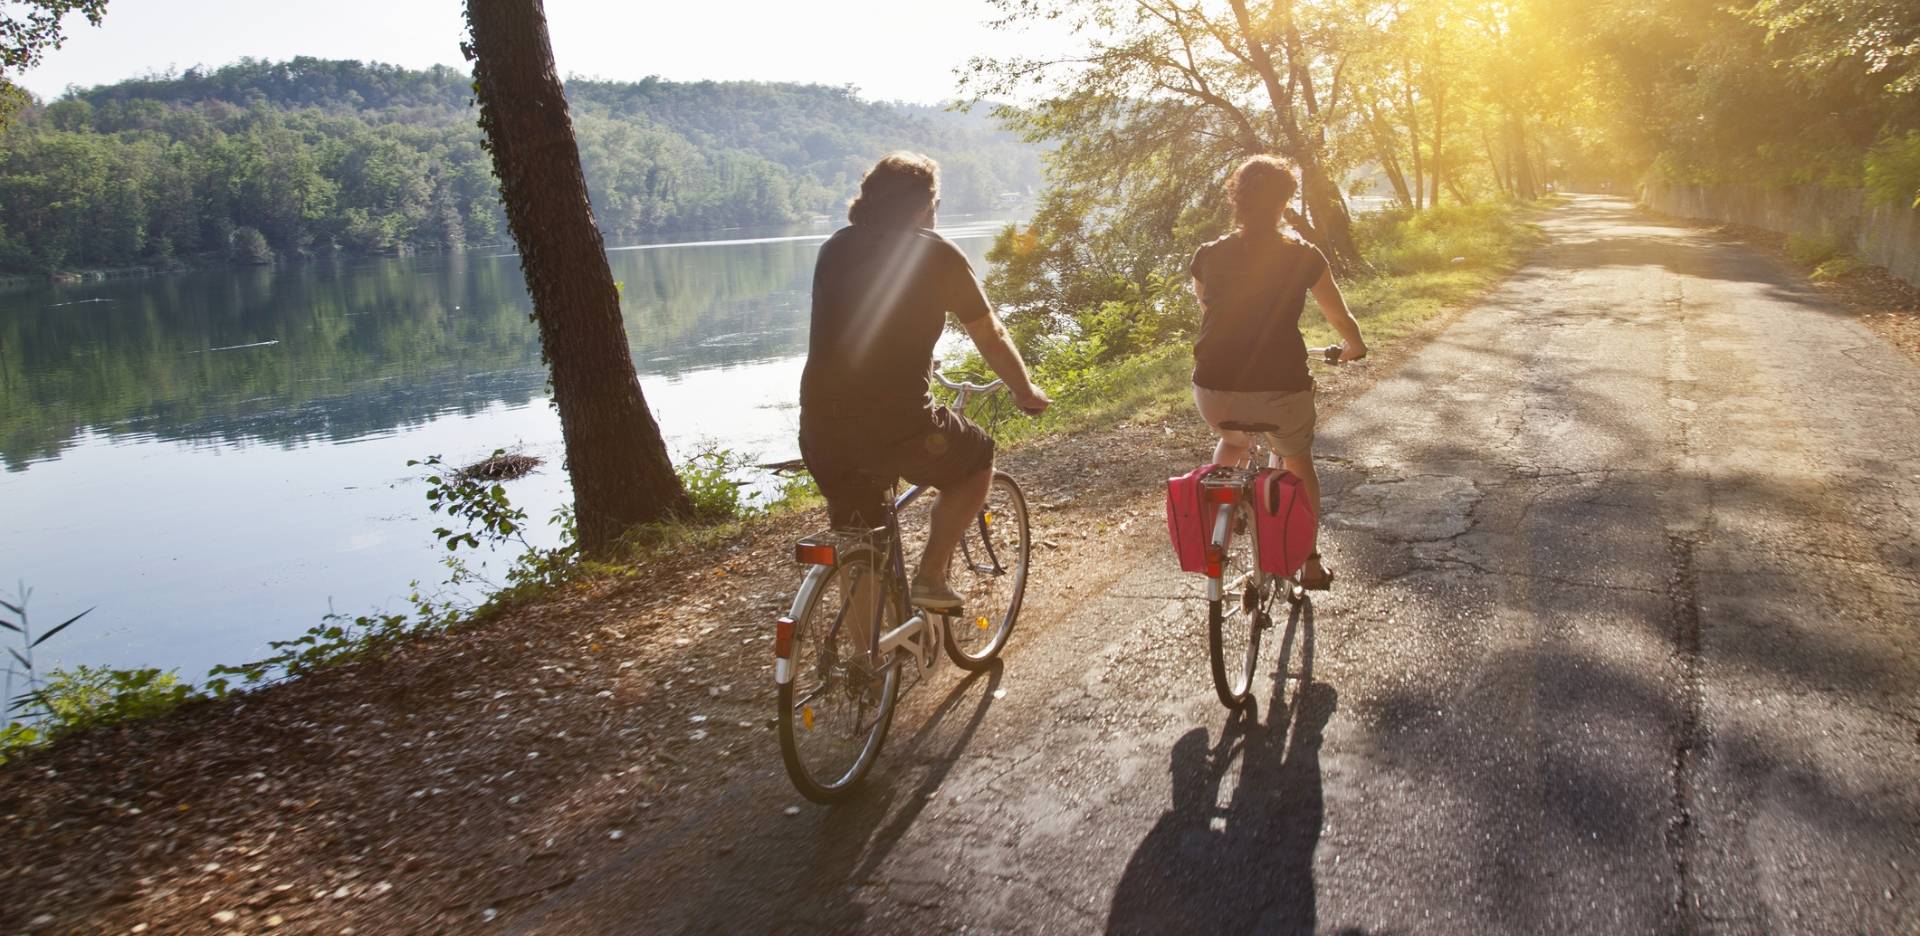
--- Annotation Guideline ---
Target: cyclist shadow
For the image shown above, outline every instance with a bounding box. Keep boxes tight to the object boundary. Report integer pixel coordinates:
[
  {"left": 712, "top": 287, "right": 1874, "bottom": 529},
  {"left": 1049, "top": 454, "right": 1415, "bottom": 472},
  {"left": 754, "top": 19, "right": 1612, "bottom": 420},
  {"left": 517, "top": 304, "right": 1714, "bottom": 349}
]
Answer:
[{"left": 1107, "top": 600, "right": 1336, "bottom": 935}]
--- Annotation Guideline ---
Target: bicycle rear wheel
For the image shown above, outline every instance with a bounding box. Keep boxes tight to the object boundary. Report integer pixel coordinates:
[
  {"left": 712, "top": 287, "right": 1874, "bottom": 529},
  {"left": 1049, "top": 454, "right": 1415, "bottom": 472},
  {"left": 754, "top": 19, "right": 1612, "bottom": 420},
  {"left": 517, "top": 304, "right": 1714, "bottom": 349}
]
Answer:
[
  {"left": 778, "top": 545, "right": 902, "bottom": 803},
  {"left": 1208, "top": 499, "right": 1267, "bottom": 710},
  {"left": 943, "top": 471, "right": 1029, "bottom": 670}
]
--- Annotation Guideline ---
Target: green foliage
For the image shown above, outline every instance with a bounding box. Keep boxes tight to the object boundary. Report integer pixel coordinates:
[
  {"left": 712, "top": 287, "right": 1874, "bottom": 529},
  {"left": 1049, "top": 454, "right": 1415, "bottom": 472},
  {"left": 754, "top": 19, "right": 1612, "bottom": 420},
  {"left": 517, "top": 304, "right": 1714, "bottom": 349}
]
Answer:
[
  {"left": 19, "top": 665, "right": 194, "bottom": 734},
  {"left": 1811, "top": 256, "right": 1867, "bottom": 280},
  {"left": 1865, "top": 132, "right": 1920, "bottom": 208},
  {"left": 0, "top": 58, "right": 1040, "bottom": 273},
  {"left": 676, "top": 446, "right": 769, "bottom": 522},
  {"left": 1357, "top": 203, "right": 1531, "bottom": 275},
  {"left": 1786, "top": 232, "right": 1847, "bottom": 267},
  {"left": 0, "top": 1, "right": 108, "bottom": 131}
]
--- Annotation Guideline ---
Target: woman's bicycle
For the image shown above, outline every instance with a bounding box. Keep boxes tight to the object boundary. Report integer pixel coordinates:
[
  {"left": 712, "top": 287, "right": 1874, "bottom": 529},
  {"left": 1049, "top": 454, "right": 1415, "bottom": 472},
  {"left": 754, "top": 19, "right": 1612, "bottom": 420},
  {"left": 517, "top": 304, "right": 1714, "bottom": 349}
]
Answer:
[
  {"left": 1198, "top": 344, "right": 1348, "bottom": 710},
  {"left": 772, "top": 374, "right": 1031, "bottom": 803}
]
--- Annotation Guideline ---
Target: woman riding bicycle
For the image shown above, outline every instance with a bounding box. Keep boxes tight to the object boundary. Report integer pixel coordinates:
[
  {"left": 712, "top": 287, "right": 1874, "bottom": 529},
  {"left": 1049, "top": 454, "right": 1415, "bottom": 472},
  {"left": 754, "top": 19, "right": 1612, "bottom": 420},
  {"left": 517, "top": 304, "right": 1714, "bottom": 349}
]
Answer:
[{"left": 1189, "top": 155, "right": 1367, "bottom": 590}]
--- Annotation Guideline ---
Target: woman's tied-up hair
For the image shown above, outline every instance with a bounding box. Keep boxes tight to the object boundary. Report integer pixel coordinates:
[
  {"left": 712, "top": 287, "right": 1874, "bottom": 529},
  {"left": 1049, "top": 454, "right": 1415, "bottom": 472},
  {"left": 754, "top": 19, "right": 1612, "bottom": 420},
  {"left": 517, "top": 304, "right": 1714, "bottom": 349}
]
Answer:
[
  {"left": 848, "top": 151, "right": 940, "bottom": 227},
  {"left": 1227, "top": 155, "right": 1299, "bottom": 235}
]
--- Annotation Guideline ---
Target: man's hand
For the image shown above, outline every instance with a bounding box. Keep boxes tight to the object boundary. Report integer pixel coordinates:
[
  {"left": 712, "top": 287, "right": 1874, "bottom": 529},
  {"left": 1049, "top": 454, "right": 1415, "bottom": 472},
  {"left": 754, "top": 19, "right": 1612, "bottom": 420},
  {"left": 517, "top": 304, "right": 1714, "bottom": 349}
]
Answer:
[
  {"left": 1014, "top": 386, "right": 1051, "bottom": 415},
  {"left": 1338, "top": 340, "right": 1368, "bottom": 363}
]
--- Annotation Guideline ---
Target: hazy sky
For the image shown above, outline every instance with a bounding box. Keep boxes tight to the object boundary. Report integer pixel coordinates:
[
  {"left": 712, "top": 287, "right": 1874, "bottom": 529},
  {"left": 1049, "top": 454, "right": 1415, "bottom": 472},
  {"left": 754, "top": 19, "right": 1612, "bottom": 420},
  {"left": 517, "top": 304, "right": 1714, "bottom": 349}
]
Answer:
[{"left": 15, "top": 0, "right": 1074, "bottom": 103}]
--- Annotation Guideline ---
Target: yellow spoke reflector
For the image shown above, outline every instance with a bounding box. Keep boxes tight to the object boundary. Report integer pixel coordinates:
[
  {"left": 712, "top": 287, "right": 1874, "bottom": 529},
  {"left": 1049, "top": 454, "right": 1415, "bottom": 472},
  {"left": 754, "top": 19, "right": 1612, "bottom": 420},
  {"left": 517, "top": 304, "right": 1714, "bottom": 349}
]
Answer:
[
  {"left": 802, "top": 706, "right": 814, "bottom": 731},
  {"left": 976, "top": 616, "right": 990, "bottom": 630},
  {"left": 983, "top": 511, "right": 993, "bottom": 526}
]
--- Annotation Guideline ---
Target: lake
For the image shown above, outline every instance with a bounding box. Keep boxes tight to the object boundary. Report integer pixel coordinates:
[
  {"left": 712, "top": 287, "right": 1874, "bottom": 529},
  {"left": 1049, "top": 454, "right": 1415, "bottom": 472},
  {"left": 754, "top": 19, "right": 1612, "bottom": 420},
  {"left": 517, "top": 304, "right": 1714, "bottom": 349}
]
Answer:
[{"left": 0, "top": 216, "right": 1010, "bottom": 682}]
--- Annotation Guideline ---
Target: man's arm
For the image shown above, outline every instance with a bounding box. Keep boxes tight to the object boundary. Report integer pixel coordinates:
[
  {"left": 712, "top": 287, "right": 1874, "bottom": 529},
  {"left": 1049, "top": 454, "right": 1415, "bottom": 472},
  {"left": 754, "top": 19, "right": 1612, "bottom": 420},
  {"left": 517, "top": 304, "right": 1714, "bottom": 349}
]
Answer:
[{"left": 962, "top": 313, "right": 1050, "bottom": 414}]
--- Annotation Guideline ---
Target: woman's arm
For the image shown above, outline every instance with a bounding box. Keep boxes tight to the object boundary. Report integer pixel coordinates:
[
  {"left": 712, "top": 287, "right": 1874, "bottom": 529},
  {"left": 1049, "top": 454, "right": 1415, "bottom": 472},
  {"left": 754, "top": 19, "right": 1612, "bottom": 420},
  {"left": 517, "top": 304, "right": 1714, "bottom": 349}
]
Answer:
[{"left": 1310, "top": 267, "right": 1368, "bottom": 361}]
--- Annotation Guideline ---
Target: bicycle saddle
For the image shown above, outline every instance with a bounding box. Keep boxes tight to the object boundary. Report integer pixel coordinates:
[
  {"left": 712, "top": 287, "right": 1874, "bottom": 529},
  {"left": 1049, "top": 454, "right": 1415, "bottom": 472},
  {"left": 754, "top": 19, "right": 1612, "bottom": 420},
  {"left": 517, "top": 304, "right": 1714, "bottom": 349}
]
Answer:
[{"left": 1217, "top": 420, "right": 1281, "bottom": 433}]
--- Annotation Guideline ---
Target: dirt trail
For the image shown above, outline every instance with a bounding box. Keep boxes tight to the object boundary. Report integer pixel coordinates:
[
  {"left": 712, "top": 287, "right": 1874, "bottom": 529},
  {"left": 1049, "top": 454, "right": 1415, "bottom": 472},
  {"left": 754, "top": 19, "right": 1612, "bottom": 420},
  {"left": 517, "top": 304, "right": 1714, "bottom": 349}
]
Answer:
[{"left": 5, "top": 196, "right": 1917, "bottom": 935}]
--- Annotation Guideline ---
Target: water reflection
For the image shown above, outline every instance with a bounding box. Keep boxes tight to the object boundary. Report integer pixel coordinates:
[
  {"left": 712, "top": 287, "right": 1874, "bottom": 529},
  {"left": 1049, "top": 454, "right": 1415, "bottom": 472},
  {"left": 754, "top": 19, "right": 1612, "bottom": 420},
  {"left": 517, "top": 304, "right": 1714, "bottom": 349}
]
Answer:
[{"left": 0, "top": 217, "right": 1009, "bottom": 678}]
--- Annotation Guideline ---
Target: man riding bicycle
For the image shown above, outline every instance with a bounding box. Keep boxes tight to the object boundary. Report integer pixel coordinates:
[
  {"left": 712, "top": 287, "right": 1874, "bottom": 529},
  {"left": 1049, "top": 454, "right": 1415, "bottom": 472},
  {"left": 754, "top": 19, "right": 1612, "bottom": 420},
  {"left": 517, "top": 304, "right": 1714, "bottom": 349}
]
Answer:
[{"left": 798, "top": 152, "right": 1049, "bottom": 612}]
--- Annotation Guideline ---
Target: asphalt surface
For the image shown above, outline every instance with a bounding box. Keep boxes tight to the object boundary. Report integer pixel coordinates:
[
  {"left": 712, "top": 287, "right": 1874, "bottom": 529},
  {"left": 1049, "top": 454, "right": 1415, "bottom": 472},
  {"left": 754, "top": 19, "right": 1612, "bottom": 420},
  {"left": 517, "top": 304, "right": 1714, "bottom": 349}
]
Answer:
[{"left": 509, "top": 197, "right": 1920, "bottom": 934}]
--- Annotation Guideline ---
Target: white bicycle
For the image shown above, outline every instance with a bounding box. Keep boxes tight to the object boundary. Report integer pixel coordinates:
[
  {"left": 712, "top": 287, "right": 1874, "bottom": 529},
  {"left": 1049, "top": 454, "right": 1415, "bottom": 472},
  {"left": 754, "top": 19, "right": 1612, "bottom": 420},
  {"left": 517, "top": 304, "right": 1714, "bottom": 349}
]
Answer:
[{"left": 772, "top": 374, "right": 1031, "bottom": 803}]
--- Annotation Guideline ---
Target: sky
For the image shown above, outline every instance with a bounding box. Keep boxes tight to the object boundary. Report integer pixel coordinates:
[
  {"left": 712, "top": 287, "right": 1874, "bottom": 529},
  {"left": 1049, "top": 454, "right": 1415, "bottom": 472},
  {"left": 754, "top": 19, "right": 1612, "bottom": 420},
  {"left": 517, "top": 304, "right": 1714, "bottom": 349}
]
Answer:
[{"left": 14, "top": 0, "right": 1074, "bottom": 104}]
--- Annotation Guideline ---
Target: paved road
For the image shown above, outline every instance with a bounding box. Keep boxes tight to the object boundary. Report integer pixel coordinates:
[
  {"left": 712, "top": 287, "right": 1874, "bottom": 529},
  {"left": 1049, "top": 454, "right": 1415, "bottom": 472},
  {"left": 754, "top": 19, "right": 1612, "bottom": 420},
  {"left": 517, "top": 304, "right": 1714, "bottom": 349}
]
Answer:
[{"left": 512, "top": 197, "right": 1920, "bottom": 934}]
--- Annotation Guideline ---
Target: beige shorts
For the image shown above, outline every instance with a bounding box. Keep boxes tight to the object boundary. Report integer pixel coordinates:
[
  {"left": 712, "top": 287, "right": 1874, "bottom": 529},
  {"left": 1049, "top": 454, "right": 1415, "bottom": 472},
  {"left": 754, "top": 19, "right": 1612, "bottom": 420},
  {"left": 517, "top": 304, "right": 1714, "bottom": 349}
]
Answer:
[{"left": 1193, "top": 383, "right": 1317, "bottom": 458}]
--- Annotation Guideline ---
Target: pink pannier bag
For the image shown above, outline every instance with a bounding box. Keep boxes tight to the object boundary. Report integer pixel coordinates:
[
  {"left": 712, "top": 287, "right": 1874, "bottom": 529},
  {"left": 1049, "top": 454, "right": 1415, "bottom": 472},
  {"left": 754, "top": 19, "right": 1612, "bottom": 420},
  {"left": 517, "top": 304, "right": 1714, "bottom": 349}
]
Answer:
[
  {"left": 1165, "top": 464, "right": 1223, "bottom": 573},
  {"left": 1253, "top": 468, "right": 1317, "bottom": 578}
]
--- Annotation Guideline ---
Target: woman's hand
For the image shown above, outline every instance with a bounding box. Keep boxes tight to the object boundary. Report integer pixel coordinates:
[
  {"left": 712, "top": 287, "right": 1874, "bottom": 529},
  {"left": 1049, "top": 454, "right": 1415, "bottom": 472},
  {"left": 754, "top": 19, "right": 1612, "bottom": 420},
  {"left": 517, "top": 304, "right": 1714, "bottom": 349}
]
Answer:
[{"left": 1014, "top": 386, "right": 1052, "bottom": 415}]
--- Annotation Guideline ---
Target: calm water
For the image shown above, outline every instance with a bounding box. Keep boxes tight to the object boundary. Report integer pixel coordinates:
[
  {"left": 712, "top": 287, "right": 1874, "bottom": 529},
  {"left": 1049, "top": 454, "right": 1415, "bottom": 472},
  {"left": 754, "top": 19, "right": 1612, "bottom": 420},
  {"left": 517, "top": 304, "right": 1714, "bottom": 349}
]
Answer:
[{"left": 0, "top": 217, "right": 1010, "bottom": 681}]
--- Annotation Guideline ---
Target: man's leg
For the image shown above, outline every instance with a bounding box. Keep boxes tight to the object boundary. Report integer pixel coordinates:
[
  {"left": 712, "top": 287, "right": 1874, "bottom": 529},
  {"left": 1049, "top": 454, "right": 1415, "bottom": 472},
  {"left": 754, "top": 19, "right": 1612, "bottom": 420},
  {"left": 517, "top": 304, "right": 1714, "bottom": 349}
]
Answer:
[{"left": 914, "top": 461, "right": 992, "bottom": 591}]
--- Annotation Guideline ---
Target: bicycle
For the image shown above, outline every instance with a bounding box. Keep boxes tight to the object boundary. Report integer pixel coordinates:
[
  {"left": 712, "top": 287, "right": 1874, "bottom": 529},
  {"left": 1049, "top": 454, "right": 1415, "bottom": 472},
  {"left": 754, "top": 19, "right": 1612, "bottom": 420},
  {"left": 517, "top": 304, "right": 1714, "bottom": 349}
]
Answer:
[
  {"left": 773, "top": 373, "right": 1031, "bottom": 803},
  {"left": 1199, "top": 344, "right": 1349, "bottom": 710}
]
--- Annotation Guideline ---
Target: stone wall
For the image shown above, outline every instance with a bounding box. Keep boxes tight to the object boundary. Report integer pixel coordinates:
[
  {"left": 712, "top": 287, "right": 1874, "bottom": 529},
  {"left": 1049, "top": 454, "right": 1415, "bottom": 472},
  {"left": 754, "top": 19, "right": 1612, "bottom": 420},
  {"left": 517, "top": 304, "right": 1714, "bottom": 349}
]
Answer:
[{"left": 1642, "top": 182, "right": 1920, "bottom": 287}]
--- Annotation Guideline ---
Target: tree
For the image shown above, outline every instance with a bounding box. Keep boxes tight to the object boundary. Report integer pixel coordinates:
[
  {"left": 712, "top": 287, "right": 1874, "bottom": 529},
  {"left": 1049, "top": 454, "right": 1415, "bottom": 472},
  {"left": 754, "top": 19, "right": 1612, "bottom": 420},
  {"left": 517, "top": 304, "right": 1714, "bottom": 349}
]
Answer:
[
  {"left": 1, "top": 0, "right": 107, "bottom": 128},
  {"left": 967, "top": 0, "right": 1368, "bottom": 273},
  {"left": 461, "top": 0, "right": 692, "bottom": 554}
]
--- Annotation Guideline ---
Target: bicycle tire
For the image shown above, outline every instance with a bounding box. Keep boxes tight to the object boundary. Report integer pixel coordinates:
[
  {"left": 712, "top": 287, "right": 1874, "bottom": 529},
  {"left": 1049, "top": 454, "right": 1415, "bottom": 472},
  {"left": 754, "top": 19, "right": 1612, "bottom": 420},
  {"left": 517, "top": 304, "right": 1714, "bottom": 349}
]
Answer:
[
  {"left": 778, "top": 544, "right": 902, "bottom": 803},
  {"left": 1207, "top": 499, "right": 1265, "bottom": 710},
  {"left": 942, "top": 471, "right": 1029, "bottom": 670}
]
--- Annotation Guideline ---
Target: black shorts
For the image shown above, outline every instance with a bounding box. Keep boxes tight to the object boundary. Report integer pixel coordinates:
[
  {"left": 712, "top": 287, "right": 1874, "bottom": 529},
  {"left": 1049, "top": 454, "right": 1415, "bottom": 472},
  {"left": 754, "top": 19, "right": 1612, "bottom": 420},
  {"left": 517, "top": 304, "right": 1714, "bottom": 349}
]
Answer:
[{"left": 798, "top": 405, "right": 995, "bottom": 529}]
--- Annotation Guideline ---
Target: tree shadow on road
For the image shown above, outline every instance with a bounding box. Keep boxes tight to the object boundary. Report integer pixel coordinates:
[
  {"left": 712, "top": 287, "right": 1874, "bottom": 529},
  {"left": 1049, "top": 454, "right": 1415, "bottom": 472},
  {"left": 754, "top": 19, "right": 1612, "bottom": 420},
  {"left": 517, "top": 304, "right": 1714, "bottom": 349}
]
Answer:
[{"left": 1107, "top": 600, "right": 1337, "bottom": 936}]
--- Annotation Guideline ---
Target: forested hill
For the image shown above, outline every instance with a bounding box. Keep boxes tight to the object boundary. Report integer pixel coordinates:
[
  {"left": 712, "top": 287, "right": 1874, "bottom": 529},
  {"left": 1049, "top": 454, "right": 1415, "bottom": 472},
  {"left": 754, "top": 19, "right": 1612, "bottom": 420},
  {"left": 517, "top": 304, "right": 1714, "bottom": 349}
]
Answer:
[{"left": 0, "top": 58, "right": 1042, "bottom": 274}]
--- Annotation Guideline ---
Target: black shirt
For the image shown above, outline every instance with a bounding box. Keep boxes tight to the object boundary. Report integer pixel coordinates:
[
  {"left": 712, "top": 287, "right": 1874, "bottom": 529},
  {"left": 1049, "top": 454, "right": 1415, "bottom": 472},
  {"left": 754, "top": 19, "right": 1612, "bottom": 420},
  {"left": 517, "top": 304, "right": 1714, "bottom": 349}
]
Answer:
[
  {"left": 1189, "top": 232, "right": 1329, "bottom": 393},
  {"left": 800, "top": 224, "right": 992, "bottom": 427}
]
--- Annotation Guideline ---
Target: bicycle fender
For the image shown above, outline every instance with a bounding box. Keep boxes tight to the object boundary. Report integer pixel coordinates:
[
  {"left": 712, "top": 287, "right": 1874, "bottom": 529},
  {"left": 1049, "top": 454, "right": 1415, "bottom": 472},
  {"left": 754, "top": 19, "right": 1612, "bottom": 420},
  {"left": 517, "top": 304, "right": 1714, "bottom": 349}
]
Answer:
[{"left": 776, "top": 564, "right": 836, "bottom": 685}]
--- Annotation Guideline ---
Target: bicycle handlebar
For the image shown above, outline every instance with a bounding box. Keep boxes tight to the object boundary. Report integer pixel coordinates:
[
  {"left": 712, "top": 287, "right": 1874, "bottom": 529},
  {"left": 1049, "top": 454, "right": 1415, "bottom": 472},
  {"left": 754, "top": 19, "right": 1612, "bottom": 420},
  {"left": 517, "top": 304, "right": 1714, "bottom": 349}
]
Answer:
[{"left": 932, "top": 372, "right": 1006, "bottom": 394}]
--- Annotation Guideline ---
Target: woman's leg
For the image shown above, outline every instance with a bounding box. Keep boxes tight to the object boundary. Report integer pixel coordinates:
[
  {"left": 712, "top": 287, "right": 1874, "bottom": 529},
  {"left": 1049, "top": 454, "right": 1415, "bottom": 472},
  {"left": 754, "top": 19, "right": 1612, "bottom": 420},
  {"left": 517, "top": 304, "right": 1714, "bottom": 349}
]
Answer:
[
  {"left": 1281, "top": 446, "right": 1331, "bottom": 585},
  {"left": 1212, "top": 430, "right": 1252, "bottom": 467}
]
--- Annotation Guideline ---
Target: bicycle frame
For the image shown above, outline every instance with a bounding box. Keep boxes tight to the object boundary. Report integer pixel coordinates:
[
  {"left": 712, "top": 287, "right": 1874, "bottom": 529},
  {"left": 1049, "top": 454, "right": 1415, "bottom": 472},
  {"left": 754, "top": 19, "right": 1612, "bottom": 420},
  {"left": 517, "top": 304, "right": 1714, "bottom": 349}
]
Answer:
[{"left": 776, "top": 481, "right": 962, "bottom": 687}]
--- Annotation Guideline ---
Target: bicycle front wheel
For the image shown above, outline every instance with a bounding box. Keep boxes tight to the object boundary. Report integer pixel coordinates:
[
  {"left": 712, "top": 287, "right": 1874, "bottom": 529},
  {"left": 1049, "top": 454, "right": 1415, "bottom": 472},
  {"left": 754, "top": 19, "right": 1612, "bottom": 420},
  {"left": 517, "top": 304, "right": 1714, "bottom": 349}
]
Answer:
[
  {"left": 1208, "top": 499, "right": 1266, "bottom": 710},
  {"left": 778, "top": 546, "right": 902, "bottom": 803},
  {"left": 942, "top": 471, "right": 1030, "bottom": 670}
]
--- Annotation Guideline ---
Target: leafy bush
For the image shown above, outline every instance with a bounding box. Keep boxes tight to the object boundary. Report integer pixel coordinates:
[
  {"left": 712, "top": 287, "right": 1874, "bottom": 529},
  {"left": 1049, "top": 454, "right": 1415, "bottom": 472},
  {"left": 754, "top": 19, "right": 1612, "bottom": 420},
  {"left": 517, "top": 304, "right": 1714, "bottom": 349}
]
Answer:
[
  {"left": 229, "top": 226, "right": 273, "bottom": 265},
  {"left": 1811, "top": 256, "right": 1866, "bottom": 281},
  {"left": 1786, "top": 232, "right": 1847, "bottom": 268},
  {"left": 677, "top": 446, "right": 763, "bottom": 521},
  {"left": 1865, "top": 132, "right": 1920, "bottom": 209},
  {"left": 1357, "top": 203, "right": 1524, "bottom": 275}
]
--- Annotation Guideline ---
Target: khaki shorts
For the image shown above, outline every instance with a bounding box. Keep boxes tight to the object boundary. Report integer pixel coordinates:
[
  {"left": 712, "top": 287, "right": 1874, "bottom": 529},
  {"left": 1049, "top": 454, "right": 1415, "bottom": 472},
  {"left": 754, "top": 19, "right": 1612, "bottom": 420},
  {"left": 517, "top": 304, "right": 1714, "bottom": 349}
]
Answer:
[{"left": 1193, "top": 383, "right": 1317, "bottom": 458}]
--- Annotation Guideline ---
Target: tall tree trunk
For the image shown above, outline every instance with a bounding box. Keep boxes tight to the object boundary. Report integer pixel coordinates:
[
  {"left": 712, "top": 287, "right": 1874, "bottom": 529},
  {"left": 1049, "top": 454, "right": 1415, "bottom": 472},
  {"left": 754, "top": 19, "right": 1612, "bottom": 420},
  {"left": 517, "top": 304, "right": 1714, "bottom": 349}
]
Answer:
[
  {"left": 463, "top": 0, "right": 692, "bottom": 555},
  {"left": 1483, "top": 127, "right": 1510, "bottom": 197},
  {"left": 1428, "top": 81, "right": 1447, "bottom": 208},
  {"left": 1360, "top": 99, "right": 1414, "bottom": 207},
  {"left": 1509, "top": 116, "right": 1539, "bottom": 200},
  {"left": 1403, "top": 66, "right": 1424, "bottom": 210}
]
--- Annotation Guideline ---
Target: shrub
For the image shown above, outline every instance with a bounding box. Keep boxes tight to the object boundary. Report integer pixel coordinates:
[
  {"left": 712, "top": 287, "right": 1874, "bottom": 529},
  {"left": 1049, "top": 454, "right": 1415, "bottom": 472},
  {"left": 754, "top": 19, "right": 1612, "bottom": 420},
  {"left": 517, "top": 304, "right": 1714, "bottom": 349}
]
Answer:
[
  {"left": 1865, "top": 132, "right": 1920, "bottom": 209},
  {"left": 1786, "top": 232, "right": 1846, "bottom": 268}
]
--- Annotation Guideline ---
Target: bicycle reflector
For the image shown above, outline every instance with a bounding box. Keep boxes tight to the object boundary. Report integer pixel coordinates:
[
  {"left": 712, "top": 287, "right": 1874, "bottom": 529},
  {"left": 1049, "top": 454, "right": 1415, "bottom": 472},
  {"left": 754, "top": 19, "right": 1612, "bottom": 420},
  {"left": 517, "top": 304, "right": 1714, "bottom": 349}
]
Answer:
[
  {"left": 794, "top": 542, "right": 837, "bottom": 566},
  {"left": 1205, "top": 485, "right": 1239, "bottom": 505},
  {"left": 1204, "top": 542, "right": 1225, "bottom": 578},
  {"left": 775, "top": 616, "right": 795, "bottom": 658}
]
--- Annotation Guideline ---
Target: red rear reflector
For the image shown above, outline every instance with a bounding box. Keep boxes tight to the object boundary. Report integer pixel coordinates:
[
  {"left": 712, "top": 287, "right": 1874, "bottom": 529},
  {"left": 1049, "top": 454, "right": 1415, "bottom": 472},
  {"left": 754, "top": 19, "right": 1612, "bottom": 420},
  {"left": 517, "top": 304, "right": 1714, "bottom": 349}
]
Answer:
[
  {"left": 795, "top": 543, "right": 837, "bottom": 566},
  {"left": 1205, "top": 486, "right": 1239, "bottom": 505},
  {"left": 1204, "top": 543, "right": 1224, "bottom": 578},
  {"left": 775, "top": 616, "right": 796, "bottom": 657}
]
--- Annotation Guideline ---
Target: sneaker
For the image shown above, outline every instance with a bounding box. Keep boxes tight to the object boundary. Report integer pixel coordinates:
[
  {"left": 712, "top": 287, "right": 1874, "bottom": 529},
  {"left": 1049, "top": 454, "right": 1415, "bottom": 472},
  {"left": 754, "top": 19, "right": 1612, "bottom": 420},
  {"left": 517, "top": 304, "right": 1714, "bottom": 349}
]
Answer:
[{"left": 909, "top": 579, "right": 965, "bottom": 611}]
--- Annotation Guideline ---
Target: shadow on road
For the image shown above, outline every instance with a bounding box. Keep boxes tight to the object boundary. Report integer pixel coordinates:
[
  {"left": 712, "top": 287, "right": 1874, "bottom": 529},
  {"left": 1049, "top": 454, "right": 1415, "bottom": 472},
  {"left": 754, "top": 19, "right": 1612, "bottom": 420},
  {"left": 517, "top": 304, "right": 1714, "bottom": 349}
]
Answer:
[{"left": 1108, "top": 600, "right": 1336, "bottom": 935}]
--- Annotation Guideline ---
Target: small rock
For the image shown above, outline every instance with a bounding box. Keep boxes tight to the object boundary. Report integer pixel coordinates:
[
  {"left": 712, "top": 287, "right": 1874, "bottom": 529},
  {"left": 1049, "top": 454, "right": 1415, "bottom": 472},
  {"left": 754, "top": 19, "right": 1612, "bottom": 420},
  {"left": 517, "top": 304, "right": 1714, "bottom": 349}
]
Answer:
[
  {"left": 213, "top": 910, "right": 238, "bottom": 924},
  {"left": 783, "top": 805, "right": 802, "bottom": 816},
  {"left": 609, "top": 829, "right": 623, "bottom": 840},
  {"left": 482, "top": 908, "right": 499, "bottom": 922},
  {"left": 267, "top": 915, "right": 285, "bottom": 928},
  {"left": 204, "top": 862, "right": 222, "bottom": 873},
  {"left": 30, "top": 914, "right": 54, "bottom": 927},
  {"left": 689, "top": 730, "right": 709, "bottom": 741}
]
